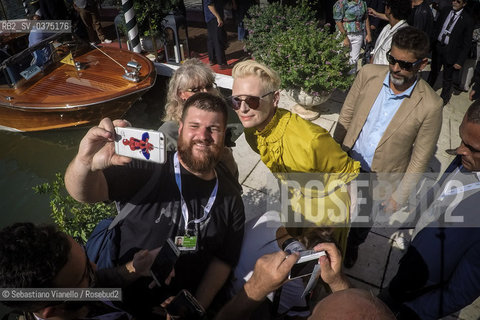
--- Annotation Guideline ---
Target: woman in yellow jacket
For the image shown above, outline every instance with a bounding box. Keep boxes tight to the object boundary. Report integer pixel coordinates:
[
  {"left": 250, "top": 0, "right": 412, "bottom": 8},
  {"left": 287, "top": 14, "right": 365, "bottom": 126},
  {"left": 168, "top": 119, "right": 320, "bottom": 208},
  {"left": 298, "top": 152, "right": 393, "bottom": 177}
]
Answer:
[{"left": 231, "top": 60, "right": 360, "bottom": 252}]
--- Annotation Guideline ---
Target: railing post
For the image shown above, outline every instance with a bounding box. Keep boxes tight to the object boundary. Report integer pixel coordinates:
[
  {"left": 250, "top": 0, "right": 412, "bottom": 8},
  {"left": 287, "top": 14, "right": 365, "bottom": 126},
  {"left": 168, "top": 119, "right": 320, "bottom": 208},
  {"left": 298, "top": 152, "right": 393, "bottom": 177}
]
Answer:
[{"left": 122, "top": 0, "right": 141, "bottom": 53}]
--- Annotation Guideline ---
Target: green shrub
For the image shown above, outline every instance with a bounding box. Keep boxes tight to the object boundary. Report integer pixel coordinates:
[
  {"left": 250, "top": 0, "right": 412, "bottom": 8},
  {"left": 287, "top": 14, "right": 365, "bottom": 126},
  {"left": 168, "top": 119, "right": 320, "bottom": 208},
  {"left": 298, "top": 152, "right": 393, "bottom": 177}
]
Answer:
[
  {"left": 267, "top": 23, "right": 353, "bottom": 94},
  {"left": 34, "top": 173, "right": 116, "bottom": 244},
  {"left": 244, "top": 1, "right": 353, "bottom": 95},
  {"left": 244, "top": 1, "right": 315, "bottom": 62},
  {"left": 134, "top": 0, "right": 177, "bottom": 37}
]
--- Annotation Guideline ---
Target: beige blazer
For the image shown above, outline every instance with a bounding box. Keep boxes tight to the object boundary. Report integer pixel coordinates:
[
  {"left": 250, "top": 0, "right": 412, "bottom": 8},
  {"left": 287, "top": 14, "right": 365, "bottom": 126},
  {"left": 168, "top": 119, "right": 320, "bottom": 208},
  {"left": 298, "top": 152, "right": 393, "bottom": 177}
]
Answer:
[{"left": 333, "top": 64, "right": 443, "bottom": 204}]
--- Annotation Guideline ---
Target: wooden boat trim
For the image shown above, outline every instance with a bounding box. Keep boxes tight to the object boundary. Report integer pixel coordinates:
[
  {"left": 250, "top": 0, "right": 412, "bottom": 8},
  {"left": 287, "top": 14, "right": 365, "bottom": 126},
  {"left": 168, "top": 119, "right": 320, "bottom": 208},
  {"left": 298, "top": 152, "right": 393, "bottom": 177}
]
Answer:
[
  {"left": 0, "top": 82, "right": 154, "bottom": 110},
  {"left": 0, "top": 33, "right": 157, "bottom": 132},
  {"left": 0, "top": 35, "right": 156, "bottom": 108}
]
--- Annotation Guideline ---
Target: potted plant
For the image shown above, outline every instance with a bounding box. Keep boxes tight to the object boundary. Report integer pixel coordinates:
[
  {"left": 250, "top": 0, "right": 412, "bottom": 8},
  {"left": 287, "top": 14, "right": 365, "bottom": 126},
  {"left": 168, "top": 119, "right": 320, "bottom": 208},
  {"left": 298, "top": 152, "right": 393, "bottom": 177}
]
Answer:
[
  {"left": 133, "top": 0, "right": 178, "bottom": 54},
  {"left": 245, "top": 1, "right": 353, "bottom": 120}
]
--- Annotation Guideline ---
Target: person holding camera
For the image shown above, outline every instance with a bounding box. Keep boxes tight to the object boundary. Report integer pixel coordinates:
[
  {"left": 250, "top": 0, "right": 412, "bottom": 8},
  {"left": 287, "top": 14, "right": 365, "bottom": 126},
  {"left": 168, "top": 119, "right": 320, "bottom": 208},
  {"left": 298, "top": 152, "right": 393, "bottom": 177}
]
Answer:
[
  {"left": 64, "top": 93, "right": 245, "bottom": 318},
  {"left": 216, "top": 242, "right": 395, "bottom": 320}
]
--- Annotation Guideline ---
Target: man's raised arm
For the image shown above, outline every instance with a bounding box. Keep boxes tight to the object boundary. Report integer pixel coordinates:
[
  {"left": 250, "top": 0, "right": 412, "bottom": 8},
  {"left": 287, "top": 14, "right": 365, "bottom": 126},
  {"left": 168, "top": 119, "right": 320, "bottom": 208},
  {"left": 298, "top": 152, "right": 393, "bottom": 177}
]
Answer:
[{"left": 65, "top": 118, "right": 132, "bottom": 203}]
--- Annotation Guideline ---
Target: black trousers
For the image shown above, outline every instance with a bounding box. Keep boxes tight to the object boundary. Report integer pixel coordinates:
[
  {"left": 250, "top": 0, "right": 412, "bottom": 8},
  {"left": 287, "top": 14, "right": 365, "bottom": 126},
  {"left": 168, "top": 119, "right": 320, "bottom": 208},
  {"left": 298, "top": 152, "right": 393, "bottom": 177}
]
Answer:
[
  {"left": 347, "top": 169, "right": 375, "bottom": 247},
  {"left": 206, "top": 19, "right": 227, "bottom": 65},
  {"left": 427, "top": 43, "right": 461, "bottom": 103}
]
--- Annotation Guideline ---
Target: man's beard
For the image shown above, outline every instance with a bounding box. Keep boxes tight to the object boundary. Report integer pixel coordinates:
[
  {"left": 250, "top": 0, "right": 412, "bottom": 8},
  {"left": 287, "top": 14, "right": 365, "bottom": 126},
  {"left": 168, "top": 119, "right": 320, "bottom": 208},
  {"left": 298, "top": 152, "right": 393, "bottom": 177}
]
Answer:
[
  {"left": 390, "top": 71, "right": 417, "bottom": 87},
  {"left": 177, "top": 134, "right": 222, "bottom": 174}
]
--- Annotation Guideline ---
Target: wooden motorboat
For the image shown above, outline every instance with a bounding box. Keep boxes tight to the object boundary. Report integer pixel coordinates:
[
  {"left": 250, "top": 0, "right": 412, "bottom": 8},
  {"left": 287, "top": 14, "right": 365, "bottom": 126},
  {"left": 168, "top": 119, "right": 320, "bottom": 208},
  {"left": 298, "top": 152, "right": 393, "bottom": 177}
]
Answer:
[{"left": 0, "top": 33, "right": 156, "bottom": 132}]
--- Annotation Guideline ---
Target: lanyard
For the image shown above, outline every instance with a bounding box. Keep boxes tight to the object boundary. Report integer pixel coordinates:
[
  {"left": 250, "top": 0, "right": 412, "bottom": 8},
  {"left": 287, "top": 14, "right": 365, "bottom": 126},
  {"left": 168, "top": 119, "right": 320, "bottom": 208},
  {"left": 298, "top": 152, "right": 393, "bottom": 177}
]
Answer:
[
  {"left": 173, "top": 152, "right": 218, "bottom": 233},
  {"left": 438, "top": 166, "right": 480, "bottom": 200}
]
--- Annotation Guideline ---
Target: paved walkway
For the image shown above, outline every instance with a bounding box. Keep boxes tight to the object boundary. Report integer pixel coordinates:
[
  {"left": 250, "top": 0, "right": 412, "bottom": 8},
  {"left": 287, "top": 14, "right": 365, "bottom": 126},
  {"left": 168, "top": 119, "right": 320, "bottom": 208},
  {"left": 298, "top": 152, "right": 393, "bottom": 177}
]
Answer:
[{"left": 230, "top": 70, "right": 480, "bottom": 319}]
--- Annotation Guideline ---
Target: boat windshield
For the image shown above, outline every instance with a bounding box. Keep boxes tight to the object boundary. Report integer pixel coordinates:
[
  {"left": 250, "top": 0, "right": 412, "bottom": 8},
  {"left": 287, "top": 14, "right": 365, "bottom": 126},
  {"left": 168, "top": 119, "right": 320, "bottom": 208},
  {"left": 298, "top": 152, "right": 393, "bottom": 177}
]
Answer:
[{"left": 0, "top": 33, "right": 91, "bottom": 88}]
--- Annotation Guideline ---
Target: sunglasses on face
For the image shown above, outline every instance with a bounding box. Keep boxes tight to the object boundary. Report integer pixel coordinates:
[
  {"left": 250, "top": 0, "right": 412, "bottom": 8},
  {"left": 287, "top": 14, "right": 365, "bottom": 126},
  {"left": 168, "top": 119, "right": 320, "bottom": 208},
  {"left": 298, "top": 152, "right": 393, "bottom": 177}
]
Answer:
[
  {"left": 386, "top": 50, "right": 423, "bottom": 71},
  {"left": 452, "top": 0, "right": 464, "bottom": 3},
  {"left": 229, "top": 91, "right": 275, "bottom": 110},
  {"left": 184, "top": 83, "right": 217, "bottom": 93}
]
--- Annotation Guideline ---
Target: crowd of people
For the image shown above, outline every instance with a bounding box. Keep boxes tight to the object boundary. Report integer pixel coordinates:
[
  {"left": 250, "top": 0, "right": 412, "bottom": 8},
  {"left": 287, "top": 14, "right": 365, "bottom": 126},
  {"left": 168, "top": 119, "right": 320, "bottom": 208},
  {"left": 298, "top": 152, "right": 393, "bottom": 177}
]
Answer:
[
  {"left": 334, "top": 0, "right": 479, "bottom": 106},
  {"left": 1, "top": 0, "right": 480, "bottom": 319}
]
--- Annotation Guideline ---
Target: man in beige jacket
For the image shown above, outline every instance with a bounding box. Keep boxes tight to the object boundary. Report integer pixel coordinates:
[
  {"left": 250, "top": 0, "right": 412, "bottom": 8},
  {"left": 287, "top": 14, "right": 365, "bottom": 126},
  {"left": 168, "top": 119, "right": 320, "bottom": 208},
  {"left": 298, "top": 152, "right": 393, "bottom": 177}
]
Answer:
[{"left": 333, "top": 26, "right": 443, "bottom": 267}]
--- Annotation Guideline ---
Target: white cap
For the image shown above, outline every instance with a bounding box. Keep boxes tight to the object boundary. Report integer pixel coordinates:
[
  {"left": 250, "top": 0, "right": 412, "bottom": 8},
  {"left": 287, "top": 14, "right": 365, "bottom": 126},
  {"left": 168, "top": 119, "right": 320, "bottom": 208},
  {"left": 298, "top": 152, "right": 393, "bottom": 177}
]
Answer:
[{"left": 34, "top": 9, "right": 41, "bottom": 17}]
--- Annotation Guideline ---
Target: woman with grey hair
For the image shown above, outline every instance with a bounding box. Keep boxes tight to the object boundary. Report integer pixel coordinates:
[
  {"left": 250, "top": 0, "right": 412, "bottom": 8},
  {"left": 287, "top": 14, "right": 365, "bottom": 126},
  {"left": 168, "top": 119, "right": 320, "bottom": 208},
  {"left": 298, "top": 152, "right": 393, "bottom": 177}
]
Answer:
[
  {"left": 163, "top": 58, "right": 219, "bottom": 122},
  {"left": 160, "top": 58, "right": 239, "bottom": 179}
]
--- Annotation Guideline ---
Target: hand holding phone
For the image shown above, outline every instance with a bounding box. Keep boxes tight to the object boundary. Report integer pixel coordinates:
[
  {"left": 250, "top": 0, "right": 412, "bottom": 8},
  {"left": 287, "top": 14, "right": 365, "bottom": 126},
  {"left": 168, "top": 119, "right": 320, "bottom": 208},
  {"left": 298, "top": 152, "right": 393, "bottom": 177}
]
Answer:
[
  {"left": 312, "top": 242, "right": 350, "bottom": 292},
  {"left": 288, "top": 250, "right": 326, "bottom": 280},
  {"left": 165, "top": 290, "right": 205, "bottom": 320},
  {"left": 150, "top": 239, "right": 180, "bottom": 287},
  {"left": 114, "top": 126, "right": 166, "bottom": 163}
]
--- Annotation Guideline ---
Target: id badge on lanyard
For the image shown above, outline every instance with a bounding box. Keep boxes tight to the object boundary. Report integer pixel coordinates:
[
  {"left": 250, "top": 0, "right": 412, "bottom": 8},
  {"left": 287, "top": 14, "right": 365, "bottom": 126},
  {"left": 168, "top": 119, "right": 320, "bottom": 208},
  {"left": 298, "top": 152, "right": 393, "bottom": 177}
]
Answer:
[
  {"left": 173, "top": 152, "right": 218, "bottom": 252},
  {"left": 174, "top": 234, "right": 198, "bottom": 251},
  {"left": 438, "top": 166, "right": 480, "bottom": 201}
]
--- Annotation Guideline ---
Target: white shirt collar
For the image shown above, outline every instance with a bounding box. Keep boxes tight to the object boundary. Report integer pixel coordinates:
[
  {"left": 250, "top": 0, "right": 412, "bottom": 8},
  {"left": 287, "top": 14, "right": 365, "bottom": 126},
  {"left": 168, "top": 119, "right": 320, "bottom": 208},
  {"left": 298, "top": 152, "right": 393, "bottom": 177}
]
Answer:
[{"left": 452, "top": 8, "right": 463, "bottom": 15}]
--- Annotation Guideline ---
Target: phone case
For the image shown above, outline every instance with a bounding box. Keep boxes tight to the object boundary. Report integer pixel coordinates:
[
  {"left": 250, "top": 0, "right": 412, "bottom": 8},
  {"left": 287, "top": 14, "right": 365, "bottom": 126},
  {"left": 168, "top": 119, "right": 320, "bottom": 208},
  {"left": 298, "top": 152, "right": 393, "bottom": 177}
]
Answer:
[
  {"left": 150, "top": 239, "right": 181, "bottom": 286},
  {"left": 114, "top": 127, "right": 166, "bottom": 164},
  {"left": 166, "top": 290, "right": 205, "bottom": 320}
]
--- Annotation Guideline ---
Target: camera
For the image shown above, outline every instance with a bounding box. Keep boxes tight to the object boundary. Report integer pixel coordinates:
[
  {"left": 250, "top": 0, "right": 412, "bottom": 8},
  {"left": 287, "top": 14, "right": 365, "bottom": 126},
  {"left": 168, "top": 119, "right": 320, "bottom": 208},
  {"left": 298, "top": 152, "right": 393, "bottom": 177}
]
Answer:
[{"left": 288, "top": 250, "right": 326, "bottom": 280}]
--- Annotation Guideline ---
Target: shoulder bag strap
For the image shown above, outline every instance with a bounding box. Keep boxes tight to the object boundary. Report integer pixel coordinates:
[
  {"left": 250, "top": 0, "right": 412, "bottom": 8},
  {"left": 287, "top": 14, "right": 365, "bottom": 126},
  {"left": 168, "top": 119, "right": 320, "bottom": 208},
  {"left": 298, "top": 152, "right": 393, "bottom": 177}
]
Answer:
[{"left": 109, "top": 164, "right": 164, "bottom": 230}]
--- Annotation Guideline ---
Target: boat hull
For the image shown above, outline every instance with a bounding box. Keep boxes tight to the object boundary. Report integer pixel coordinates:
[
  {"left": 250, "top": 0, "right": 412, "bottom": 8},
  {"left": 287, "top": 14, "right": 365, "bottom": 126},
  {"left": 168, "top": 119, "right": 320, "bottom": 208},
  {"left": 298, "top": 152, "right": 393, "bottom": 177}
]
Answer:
[{"left": 0, "top": 90, "right": 147, "bottom": 132}]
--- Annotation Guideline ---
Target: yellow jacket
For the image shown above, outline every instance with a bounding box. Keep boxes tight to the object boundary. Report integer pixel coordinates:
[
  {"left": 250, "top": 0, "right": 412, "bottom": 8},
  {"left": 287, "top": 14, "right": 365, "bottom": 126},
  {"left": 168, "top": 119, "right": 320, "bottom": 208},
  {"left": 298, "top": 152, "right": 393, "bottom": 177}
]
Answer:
[{"left": 245, "top": 108, "right": 360, "bottom": 251}]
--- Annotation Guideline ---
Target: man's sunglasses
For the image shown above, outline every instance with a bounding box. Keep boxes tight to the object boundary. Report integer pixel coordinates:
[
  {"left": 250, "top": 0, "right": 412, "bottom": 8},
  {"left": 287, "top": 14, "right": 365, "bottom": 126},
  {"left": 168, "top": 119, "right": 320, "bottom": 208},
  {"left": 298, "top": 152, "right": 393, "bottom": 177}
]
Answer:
[
  {"left": 229, "top": 91, "right": 275, "bottom": 110},
  {"left": 185, "top": 82, "right": 217, "bottom": 93},
  {"left": 386, "top": 50, "right": 423, "bottom": 71}
]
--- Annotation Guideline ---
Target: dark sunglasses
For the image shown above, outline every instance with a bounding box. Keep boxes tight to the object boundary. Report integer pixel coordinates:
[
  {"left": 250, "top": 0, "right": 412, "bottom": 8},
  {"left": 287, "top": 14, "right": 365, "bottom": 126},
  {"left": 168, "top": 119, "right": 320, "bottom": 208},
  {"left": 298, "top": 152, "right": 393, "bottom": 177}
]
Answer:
[
  {"left": 452, "top": 0, "right": 464, "bottom": 3},
  {"left": 229, "top": 91, "right": 275, "bottom": 110},
  {"left": 185, "top": 82, "right": 217, "bottom": 93},
  {"left": 386, "top": 50, "right": 423, "bottom": 71}
]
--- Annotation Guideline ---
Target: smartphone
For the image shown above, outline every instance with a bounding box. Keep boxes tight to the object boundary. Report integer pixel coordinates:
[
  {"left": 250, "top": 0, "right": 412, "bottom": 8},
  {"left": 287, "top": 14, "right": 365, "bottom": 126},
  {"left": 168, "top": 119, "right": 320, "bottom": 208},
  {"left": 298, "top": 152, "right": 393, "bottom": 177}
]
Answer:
[
  {"left": 288, "top": 250, "right": 326, "bottom": 280},
  {"left": 165, "top": 289, "right": 205, "bottom": 320},
  {"left": 114, "top": 127, "right": 166, "bottom": 164},
  {"left": 150, "top": 239, "right": 181, "bottom": 286}
]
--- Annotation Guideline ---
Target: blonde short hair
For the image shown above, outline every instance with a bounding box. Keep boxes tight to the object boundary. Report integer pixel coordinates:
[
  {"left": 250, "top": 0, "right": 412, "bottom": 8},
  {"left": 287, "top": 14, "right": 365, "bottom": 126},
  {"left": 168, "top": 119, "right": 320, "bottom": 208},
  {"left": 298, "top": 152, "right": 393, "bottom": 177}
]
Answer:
[
  {"left": 164, "top": 58, "right": 217, "bottom": 123},
  {"left": 232, "top": 60, "right": 281, "bottom": 94}
]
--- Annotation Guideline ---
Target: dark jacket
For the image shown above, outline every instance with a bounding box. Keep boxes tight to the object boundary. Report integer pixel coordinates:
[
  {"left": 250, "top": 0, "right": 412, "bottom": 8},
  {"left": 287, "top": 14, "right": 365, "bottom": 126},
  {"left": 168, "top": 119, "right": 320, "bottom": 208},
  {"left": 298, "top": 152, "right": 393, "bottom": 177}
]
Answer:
[
  {"left": 433, "top": 7, "right": 474, "bottom": 66},
  {"left": 408, "top": 1, "right": 434, "bottom": 41},
  {"left": 39, "top": 0, "right": 68, "bottom": 20}
]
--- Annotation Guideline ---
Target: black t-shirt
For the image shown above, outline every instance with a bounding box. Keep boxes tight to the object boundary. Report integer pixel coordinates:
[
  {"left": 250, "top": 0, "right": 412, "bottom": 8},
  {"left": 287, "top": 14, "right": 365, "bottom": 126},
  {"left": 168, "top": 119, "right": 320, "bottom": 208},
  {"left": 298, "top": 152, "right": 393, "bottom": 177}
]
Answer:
[
  {"left": 407, "top": 2, "right": 434, "bottom": 39},
  {"left": 104, "top": 152, "right": 245, "bottom": 292}
]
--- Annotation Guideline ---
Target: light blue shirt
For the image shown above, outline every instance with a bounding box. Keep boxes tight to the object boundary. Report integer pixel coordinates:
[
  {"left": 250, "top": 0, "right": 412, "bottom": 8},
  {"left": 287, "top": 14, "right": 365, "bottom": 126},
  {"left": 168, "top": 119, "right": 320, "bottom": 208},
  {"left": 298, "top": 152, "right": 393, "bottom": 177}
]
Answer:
[{"left": 351, "top": 73, "right": 417, "bottom": 171}]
